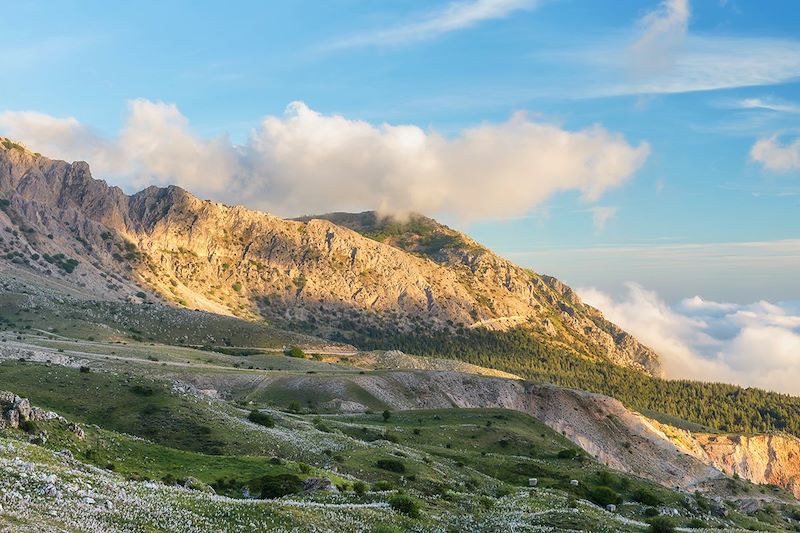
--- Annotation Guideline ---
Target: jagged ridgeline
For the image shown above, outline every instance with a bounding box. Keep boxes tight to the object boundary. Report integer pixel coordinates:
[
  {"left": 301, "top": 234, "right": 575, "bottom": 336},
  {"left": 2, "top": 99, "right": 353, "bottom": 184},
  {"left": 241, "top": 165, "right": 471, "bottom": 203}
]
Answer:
[
  {"left": 0, "top": 139, "right": 659, "bottom": 376},
  {"left": 3, "top": 139, "right": 800, "bottom": 439}
]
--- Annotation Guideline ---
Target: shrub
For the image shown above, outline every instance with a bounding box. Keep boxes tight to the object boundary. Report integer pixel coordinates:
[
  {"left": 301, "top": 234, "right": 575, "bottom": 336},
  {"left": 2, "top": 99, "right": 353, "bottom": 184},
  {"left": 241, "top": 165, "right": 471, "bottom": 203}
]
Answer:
[
  {"left": 254, "top": 473, "right": 303, "bottom": 498},
  {"left": 353, "top": 480, "right": 367, "bottom": 495},
  {"left": 248, "top": 410, "right": 276, "bottom": 428},
  {"left": 376, "top": 458, "right": 406, "bottom": 473},
  {"left": 382, "top": 409, "right": 391, "bottom": 422},
  {"left": 79, "top": 366, "right": 91, "bottom": 373},
  {"left": 231, "top": 282, "right": 242, "bottom": 292},
  {"left": 633, "top": 488, "right": 663, "bottom": 507},
  {"left": 557, "top": 448, "right": 580, "bottom": 459},
  {"left": 284, "top": 346, "right": 306, "bottom": 358},
  {"left": 388, "top": 493, "right": 420, "bottom": 518},
  {"left": 647, "top": 516, "right": 676, "bottom": 533},
  {"left": 589, "top": 486, "right": 621, "bottom": 506}
]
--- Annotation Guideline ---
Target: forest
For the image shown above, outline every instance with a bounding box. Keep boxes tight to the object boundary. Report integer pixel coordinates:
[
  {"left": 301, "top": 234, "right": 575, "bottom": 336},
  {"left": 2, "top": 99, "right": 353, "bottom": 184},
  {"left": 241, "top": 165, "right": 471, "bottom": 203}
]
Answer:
[{"left": 342, "top": 327, "right": 800, "bottom": 436}]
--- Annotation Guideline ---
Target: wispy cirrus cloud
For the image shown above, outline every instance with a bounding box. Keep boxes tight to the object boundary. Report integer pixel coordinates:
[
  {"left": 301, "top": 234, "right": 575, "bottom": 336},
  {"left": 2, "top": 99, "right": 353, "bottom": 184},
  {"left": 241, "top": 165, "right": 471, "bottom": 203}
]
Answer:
[
  {"left": 328, "top": 0, "right": 537, "bottom": 49},
  {"left": 629, "top": 0, "right": 690, "bottom": 77},
  {"left": 732, "top": 97, "right": 800, "bottom": 114},
  {"left": 588, "top": 206, "right": 617, "bottom": 232},
  {"left": 545, "top": 0, "right": 800, "bottom": 98}
]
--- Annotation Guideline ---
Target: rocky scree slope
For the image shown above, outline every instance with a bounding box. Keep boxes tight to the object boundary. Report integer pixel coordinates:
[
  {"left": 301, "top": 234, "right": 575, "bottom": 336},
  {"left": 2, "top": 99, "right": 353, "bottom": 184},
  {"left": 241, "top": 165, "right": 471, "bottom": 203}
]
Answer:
[{"left": 0, "top": 140, "right": 658, "bottom": 374}]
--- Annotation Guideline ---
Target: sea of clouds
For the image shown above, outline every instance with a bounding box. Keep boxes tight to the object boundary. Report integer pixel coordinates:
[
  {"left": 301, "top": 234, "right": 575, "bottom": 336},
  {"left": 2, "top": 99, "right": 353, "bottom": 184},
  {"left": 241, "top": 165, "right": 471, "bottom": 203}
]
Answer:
[{"left": 580, "top": 283, "right": 800, "bottom": 394}]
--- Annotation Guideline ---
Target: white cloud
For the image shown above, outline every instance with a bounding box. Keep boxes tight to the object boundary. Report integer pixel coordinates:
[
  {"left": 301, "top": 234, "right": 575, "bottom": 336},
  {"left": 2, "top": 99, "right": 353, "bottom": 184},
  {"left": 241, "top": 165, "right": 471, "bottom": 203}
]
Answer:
[
  {"left": 629, "top": 0, "right": 690, "bottom": 77},
  {"left": 589, "top": 206, "right": 617, "bottom": 231},
  {"left": 580, "top": 283, "right": 800, "bottom": 395},
  {"left": 0, "top": 100, "right": 650, "bottom": 222},
  {"left": 330, "top": 0, "right": 537, "bottom": 48},
  {"left": 751, "top": 135, "right": 800, "bottom": 172}
]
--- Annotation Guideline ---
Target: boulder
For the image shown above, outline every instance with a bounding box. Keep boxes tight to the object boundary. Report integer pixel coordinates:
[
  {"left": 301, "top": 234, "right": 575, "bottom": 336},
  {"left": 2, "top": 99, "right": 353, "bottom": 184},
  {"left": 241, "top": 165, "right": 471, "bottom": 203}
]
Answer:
[{"left": 302, "top": 477, "right": 338, "bottom": 493}]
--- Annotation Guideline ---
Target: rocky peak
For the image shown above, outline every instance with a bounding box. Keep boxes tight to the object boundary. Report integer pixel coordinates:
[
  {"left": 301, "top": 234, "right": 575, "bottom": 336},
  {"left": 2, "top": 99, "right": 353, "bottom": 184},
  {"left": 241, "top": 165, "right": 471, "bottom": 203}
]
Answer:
[{"left": 0, "top": 145, "right": 662, "bottom": 376}]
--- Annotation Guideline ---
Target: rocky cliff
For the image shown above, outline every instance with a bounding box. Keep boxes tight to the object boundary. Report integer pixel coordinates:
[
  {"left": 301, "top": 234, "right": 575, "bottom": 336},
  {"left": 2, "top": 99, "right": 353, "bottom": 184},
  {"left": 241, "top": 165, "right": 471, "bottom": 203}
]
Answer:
[
  {"left": 654, "top": 421, "right": 800, "bottom": 498},
  {"left": 0, "top": 139, "right": 660, "bottom": 375}
]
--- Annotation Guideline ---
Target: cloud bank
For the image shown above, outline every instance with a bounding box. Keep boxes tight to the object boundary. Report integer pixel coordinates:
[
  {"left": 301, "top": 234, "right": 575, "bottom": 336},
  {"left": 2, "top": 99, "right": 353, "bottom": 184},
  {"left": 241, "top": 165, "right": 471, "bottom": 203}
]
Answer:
[
  {"left": 751, "top": 135, "right": 800, "bottom": 172},
  {"left": 330, "top": 0, "right": 537, "bottom": 48},
  {"left": 581, "top": 283, "right": 800, "bottom": 395},
  {"left": 0, "top": 100, "right": 649, "bottom": 221}
]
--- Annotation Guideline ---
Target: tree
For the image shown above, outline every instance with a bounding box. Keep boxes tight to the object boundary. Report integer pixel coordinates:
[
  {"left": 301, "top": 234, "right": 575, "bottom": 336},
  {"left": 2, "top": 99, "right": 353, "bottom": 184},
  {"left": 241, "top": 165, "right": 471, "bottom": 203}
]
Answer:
[{"left": 382, "top": 409, "right": 391, "bottom": 422}]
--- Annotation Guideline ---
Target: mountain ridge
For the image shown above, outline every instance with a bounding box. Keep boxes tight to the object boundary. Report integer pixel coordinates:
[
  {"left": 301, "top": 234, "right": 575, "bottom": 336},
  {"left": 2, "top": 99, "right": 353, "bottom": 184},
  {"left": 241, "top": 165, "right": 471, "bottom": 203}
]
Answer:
[{"left": 0, "top": 139, "right": 660, "bottom": 375}]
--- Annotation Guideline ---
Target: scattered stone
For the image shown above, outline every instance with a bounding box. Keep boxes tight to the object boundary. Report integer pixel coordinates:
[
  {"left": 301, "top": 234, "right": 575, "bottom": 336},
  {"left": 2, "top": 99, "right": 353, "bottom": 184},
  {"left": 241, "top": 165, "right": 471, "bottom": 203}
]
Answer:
[{"left": 302, "top": 477, "right": 338, "bottom": 493}]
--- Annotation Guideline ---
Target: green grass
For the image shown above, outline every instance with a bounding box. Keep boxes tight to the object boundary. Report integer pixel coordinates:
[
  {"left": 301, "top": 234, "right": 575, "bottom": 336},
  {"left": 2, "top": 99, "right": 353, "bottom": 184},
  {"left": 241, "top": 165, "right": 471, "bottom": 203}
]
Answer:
[
  {"left": 33, "top": 420, "right": 336, "bottom": 496},
  {"left": 240, "top": 374, "right": 389, "bottom": 411},
  {"left": 325, "top": 408, "right": 683, "bottom": 506},
  {"left": 0, "top": 290, "right": 342, "bottom": 351},
  {"left": 0, "top": 361, "right": 261, "bottom": 455}
]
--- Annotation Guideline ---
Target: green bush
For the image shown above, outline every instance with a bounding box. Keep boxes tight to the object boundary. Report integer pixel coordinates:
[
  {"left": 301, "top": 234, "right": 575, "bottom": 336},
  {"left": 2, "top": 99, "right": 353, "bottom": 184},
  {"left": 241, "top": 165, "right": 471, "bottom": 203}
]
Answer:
[
  {"left": 388, "top": 493, "right": 420, "bottom": 518},
  {"left": 382, "top": 409, "right": 391, "bottom": 422},
  {"left": 633, "top": 488, "right": 663, "bottom": 507},
  {"left": 231, "top": 282, "right": 242, "bottom": 292},
  {"left": 557, "top": 448, "right": 580, "bottom": 460},
  {"left": 247, "top": 410, "right": 275, "bottom": 428},
  {"left": 647, "top": 516, "right": 676, "bottom": 533},
  {"left": 255, "top": 473, "right": 303, "bottom": 498},
  {"left": 376, "top": 458, "right": 406, "bottom": 473},
  {"left": 284, "top": 346, "right": 306, "bottom": 358},
  {"left": 588, "top": 486, "right": 621, "bottom": 506},
  {"left": 353, "top": 480, "right": 367, "bottom": 495}
]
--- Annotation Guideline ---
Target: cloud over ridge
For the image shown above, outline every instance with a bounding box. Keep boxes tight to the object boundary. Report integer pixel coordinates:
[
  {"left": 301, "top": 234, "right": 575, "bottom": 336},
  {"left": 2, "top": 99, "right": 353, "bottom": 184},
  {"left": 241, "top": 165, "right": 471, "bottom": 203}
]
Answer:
[{"left": 0, "top": 99, "right": 649, "bottom": 222}]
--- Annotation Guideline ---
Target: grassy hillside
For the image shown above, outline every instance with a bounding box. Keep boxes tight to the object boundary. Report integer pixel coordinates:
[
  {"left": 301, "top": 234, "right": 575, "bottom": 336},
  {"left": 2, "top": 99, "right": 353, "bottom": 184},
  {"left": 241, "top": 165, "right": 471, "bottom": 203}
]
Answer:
[{"left": 3, "top": 362, "right": 797, "bottom": 532}]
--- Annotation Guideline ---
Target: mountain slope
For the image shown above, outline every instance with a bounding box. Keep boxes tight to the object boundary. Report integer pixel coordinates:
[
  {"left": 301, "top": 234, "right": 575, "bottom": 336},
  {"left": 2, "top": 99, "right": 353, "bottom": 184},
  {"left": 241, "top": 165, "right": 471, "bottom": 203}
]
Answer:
[{"left": 0, "top": 138, "right": 659, "bottom": 375}]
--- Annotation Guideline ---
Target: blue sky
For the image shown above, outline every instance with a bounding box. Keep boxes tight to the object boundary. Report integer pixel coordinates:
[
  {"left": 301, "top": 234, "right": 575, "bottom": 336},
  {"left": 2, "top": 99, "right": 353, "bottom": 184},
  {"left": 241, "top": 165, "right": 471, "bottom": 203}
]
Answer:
[{"left": 1, "top": 0, "right": 799, "bottom": 303}]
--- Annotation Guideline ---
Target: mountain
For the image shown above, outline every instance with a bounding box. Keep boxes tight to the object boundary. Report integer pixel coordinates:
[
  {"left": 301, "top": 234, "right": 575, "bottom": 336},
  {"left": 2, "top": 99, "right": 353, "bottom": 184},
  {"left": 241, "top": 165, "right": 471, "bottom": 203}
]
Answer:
[{"left": 0, "top": 138, "right": 660, "bottom": 375}]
